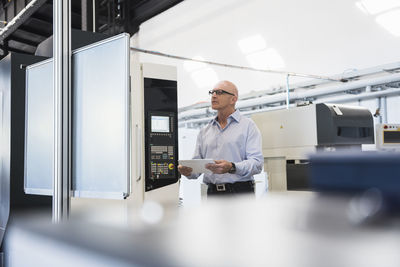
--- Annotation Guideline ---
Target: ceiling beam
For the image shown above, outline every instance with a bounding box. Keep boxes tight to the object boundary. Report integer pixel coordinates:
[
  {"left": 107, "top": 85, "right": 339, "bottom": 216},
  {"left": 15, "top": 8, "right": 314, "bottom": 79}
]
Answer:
[
  {"left": 18, "top": 25, "right": 50, "bottom": 38},
  {"left": 0, "top": 0, "right": 48, "bottom": 43},
  {"left": 0, "top": 43, "right": 31, "bottom": 54},
  {"left": 30, "top": 13, "right": 52, "bottom": 24},
  {"left": 7, "top": 35, "right": 40, "bottom": 47}
]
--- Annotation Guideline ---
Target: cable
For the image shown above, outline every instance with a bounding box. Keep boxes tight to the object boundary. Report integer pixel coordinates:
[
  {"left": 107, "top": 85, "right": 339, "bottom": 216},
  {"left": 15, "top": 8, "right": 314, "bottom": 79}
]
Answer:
[{"left": 130, "top": 46, "right": 344, "bottom": 82}]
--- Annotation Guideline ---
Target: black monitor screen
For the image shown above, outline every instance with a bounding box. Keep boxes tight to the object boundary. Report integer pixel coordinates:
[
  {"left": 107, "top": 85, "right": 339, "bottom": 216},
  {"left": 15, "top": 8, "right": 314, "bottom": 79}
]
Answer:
[{"left": 384, "top": 131, "right": 400, "bottom": 143}]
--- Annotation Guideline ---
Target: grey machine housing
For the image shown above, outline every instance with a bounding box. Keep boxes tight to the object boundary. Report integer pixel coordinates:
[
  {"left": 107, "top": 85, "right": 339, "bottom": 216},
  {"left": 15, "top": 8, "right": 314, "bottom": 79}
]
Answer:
[
  {"left": 252, "top": 103, "right": 374, "bottom": 191},
  {"left": 315, "top": 103, "right": 374, "bottom": 146}
]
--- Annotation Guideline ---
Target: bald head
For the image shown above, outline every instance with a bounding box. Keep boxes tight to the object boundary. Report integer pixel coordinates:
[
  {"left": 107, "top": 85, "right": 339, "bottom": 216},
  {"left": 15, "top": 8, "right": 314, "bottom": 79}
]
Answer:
[
  {"left": 210, "top": 80, "right": 239, "bottom": 112},
  {"left": 214, "top": 80, "right": 238, "bottom": 97},
  {"left": 214, "top": 81, "right": 239, "bottom": 96}
]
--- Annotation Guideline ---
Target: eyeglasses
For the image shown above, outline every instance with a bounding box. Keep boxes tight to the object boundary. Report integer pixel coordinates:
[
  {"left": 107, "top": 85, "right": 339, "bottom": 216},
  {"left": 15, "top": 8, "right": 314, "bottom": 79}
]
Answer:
[{"left": 208, "top": 89, "right": 235, "bottom": 96}]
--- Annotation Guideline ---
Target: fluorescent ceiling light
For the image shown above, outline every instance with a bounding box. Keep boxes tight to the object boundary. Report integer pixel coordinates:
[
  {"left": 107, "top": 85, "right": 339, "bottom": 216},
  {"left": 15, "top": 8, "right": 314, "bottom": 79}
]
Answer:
[
  {"left": 183, "top": 56, "right": 207, "bottom": 72},
  {"left": 355, "top": 0, "right": 400, "bottom": 15},
  {"left": 376, "top": 9, "right": 400, "bottom": 36},
  {"left": 190, "top": 67, "right": 219, "bottom": 88},
  {"left": 238, "top": 35, "right": 267, "bottom": 54},
  {"left": 355, "top": 1, "right": 369, "bottom": 14},
  {"left": 246, "top": 48, "right": 285, "bottom": 69}
]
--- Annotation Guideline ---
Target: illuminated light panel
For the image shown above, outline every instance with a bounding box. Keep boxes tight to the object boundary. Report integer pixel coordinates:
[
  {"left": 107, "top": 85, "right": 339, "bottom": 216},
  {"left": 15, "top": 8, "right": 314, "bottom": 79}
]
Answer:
[
  {"left": 355, "top": 1, "right": 369, "bottom": 14},
  {"left": 376, "top": 9, "right": 400, "bottom": 36},
  {"left": 246, "top": 48, "right": 285, "bottom": 69},
  {"left": 355, "top": 0, "right": 400, "bottom": 15},
  {"left": 238, "top": 35, "right": 267, "bottom": 54},
  {"left": 183, "top": 56, "right": 207, "bottom": 72},
  {"left": 191, "top": 67, "right": 219, "bottom": 88}
]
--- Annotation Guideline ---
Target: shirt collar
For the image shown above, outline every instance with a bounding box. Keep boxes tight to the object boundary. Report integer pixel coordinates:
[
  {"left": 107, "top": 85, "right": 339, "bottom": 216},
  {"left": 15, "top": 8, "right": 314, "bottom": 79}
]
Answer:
[
  {"left": 211, "top": 109, "right": 241, "bottom": 124},
  {"left": 230, "top": 109, "right": 241, "bottom": 122}
]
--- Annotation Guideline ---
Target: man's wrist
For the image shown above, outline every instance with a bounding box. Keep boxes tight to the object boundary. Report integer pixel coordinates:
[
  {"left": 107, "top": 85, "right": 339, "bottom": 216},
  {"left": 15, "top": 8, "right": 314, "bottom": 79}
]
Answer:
[{"left": 228, "top": 162, "right": 236, "bottom": 174}]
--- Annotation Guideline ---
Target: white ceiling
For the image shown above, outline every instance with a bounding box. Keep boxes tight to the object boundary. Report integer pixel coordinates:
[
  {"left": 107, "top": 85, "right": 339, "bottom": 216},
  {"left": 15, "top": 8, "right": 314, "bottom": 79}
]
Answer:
[{"left": 136, "top": 0, "right": 400, "bottom": 107}]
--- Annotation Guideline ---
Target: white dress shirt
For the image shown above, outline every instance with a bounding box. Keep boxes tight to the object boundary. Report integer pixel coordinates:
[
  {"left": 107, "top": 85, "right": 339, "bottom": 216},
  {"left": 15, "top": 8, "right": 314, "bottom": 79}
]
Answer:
[{"left": 188, "top": 110, "right": 263, "bottom": 184}]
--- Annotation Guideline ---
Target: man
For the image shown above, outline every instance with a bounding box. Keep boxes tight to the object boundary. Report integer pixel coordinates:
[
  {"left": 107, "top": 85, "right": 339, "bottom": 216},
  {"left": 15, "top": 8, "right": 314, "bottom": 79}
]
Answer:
[{"left": 178, "top": 80, "right": 263, "bottom": 196}]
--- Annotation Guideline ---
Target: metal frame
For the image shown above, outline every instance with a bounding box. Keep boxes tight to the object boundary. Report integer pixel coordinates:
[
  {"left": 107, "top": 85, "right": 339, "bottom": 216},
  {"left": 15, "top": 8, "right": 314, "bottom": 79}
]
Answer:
[
  {"left": 24, "top": 58, "right": 53, "bottom": 196},
  {"left": 24, "top": 33, "right": 131, "bottom": 201},
  {"left": 71, "top": 33, "right": 131, "bottom": 199},
  {"left": 53, "top": 0, "right": 71, "bottom": 222}
]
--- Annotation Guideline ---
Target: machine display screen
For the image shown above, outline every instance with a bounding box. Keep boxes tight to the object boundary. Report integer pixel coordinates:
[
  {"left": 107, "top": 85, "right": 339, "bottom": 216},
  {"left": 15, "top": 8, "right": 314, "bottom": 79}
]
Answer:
[
  {"left": 151, "top": 116, "right": 170, "bottom": 133},
  {"left": 384, "top": 131, "right": 400, "bottom": 143}
]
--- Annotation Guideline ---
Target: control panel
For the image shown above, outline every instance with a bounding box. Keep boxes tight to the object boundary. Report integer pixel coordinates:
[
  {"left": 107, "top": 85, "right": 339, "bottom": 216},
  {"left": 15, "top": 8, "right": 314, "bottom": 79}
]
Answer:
[
  {"left": 144, "top": 77, "right": 179, "bottom": 192},
  {"left": 376, "top": 123, "right": 400, "bottom": 151},
  {"left": 149, "top": 113, "right": 176, "bottom": 179}
]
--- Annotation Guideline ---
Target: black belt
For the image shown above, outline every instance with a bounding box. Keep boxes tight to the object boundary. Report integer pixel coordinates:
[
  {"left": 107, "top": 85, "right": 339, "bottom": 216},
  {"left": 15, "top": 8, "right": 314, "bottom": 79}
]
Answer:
[{"left": 207, "top": 180, "right": 254, "bottom": 194}]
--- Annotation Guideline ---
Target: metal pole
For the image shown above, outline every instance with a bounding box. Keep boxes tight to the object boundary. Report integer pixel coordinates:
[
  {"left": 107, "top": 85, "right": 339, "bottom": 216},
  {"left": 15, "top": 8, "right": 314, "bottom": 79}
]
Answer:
[
  {"left": 93, "top": 0, "right": 96, "bottom": 32},
  {"left": 53, "top": 0, "right": 71, "bottom": 222},
  {"left": 382, "top": 96, "right": 388, "bottom": 123},
  {"left": 376, "top": 97, "right": 382, "bottom": 124},
  {"left": 286, "top": 74, "right": 290, "bottom": 109}
]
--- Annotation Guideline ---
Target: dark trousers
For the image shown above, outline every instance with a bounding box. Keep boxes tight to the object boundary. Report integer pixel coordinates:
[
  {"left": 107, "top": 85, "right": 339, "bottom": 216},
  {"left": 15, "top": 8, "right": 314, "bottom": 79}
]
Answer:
[{"left": 207, "top": 181, "right": 255, "bottom": 196}]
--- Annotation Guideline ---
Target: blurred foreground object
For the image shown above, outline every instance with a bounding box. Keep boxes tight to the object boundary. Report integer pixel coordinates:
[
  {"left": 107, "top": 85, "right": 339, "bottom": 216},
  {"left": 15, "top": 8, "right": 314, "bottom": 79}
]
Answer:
[
  {"left": 309, "top": 151, "right": 400, "bottom": 210},
  {"left": 5, "top": 191, "right": 400, "bottom": 267}
]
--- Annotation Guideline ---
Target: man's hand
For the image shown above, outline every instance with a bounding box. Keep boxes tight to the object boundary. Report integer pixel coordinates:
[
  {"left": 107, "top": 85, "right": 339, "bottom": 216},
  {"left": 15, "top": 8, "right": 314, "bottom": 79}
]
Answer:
[
  {"left": 206, "top": 160, "right": 232, "bottom": 174},
  {"left": 178, "top": 165, "right": 193, "bottom": 177}
]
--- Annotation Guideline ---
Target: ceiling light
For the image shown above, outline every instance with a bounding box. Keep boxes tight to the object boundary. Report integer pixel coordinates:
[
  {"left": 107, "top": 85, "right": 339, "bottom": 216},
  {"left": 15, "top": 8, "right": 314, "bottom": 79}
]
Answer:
[
  {"left": 376, "top": 9, "right": 400, "bottom": 36},
  {"left": 190, "top": 67, "right": 219, "bottom": 88},
  {"left": 355, "top": 1, "right": 369, "bottom": 14},
  {"left": 246, "top": 48, "right": 285, "bottom": 69},
  {"left": 183, "top": 56, "right": 207, "bottom": 72},
  {"left": 238, "top": 35, "right": 267, "bottom": 54},
  {"left": 356, "top": 0, "right": 400, "bottom": 15}
]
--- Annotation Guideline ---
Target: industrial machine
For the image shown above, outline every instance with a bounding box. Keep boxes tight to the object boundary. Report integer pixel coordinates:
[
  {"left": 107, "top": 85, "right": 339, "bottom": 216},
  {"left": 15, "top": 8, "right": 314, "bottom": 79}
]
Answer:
[
  {"left": 0, "top": 30, "right": 126, "bottom": 266},
  {"left": 375, "top": 123, "right": 400, "bottom": 151},
  {"left": 130, "top": 62, "right": 180, "bottom": 211},
  {"left": 252, "top": 103, "right": 374, "bottom": 191},
  {"left": 0, "top": 53, "right": 52, "bottom": 263},
  {"left": 21, "top": 33, "right": 179, "bottom": 226}
]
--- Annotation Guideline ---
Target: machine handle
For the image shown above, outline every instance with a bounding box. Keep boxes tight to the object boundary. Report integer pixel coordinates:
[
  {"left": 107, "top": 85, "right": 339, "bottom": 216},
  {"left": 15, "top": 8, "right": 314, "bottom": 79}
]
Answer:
[{"left": 135, "top": 124, "right": 142, "bottom": 182}]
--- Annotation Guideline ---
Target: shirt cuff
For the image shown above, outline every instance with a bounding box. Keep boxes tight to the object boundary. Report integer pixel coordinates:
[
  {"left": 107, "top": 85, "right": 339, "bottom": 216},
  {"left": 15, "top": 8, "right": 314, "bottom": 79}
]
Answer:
[
  {"left": 234, "top": 161, "right": 245, "bottom": 176},
  {"left": 187, "top": 173, "right": 200, "bottom": 179}
]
